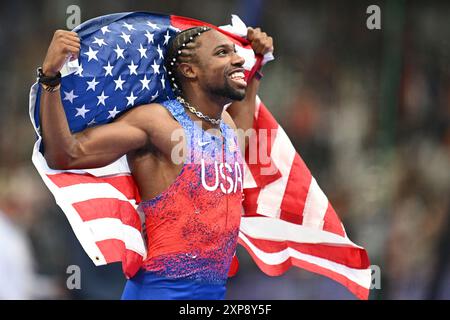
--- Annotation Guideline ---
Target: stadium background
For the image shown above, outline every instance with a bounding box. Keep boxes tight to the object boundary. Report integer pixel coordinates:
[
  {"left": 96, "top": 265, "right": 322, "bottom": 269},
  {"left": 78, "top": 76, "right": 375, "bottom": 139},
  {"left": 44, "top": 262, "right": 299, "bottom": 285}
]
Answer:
[{"left": 0, "top": 0, "right": 449, "bottom": 299}]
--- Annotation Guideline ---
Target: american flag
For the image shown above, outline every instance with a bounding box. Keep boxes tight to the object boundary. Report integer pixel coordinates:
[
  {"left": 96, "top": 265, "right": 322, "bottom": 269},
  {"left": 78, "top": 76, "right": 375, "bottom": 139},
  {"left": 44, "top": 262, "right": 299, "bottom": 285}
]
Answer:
[{"left": 29, "top": 12, "right": 371, "bottom": 299}]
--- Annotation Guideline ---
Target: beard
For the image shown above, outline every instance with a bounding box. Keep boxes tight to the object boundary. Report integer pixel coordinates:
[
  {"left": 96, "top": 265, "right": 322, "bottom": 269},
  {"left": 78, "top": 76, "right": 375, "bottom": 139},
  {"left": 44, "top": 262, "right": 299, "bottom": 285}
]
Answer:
[{"left": 206, "top": 75, "right": 246, "bottom": 102}]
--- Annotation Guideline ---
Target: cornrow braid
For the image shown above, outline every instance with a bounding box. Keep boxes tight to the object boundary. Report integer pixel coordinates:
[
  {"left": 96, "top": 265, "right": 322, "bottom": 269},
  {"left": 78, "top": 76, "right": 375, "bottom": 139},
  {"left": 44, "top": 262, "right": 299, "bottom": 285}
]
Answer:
[{"left": 165, "top": 26, "right": 211, "bottom": 95}]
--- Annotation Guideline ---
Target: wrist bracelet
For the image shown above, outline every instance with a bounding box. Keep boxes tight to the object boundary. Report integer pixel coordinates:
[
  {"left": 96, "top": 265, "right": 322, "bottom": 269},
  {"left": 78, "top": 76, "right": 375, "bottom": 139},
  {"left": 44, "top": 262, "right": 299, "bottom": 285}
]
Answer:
[
  {"left": 41, "top": 83, "right": 61, "bottom": 93},
  {"left": 37, "top": 67, "right": 62, "bottom": 87}
]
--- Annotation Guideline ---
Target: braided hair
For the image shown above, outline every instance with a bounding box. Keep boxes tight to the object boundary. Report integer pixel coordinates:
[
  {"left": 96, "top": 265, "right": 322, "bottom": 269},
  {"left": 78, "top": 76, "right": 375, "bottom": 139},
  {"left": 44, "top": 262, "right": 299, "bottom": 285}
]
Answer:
[{"left": 165, "top": 26, "right": 212, "bottom": 95}]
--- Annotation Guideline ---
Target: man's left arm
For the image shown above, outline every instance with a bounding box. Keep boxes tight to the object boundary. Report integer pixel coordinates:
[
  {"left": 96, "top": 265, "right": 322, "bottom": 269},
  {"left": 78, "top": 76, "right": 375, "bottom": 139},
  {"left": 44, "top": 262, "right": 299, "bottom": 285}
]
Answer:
[{"left": 226, "top": 27, "right": 273, "bottom": 135}]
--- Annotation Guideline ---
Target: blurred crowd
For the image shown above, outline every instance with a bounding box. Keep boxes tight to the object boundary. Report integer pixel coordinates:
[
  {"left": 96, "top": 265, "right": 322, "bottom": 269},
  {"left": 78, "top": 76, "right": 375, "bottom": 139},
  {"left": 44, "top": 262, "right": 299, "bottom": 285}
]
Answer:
[{"left": 0, "top": 0, "right": 448, "bottom": 299}]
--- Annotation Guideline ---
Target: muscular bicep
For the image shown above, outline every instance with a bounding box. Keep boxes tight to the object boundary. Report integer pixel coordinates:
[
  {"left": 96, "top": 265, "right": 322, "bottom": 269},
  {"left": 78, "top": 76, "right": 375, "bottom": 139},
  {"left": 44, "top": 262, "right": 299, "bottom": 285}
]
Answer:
[
  {"left": 50, "top": 105, "right": 155, "bottom": 169},
  {"left": 43, "top": 103, "right": 168, "bottom": 170}
]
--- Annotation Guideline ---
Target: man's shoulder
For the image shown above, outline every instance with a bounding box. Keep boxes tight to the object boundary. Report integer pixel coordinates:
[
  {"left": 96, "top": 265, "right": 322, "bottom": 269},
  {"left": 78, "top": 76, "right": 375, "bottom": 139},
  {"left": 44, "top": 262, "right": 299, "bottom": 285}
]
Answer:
[
  {"left": 126, "top": 102, "right": 171, "bottom": 118},
  {"left": 116, "top": 101, "right": 176, "bottom": 133},
  {"left": 119, "top": 102, "right": 174, "bottom": 124},
  {"left": 222, "top": 110, "right": 237, "bottom": 130}
]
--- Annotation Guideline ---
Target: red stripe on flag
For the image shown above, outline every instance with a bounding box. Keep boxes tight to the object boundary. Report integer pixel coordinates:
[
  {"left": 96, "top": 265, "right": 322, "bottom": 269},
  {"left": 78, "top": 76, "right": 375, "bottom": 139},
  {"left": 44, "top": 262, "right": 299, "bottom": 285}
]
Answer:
[
  {"left": 122, "top": 250, "right": 144, "bottom": 279},
  {"left": 279, "top": 153, "right": 312, "bottom": 224},
  {"left": 96, "top": 239, "right": 143, "bottom": 279},
  {"left": 97, "top": 239, "right": 124, "bottom": 263},
  {"left": 241, "top": 232, "right": 370, "bottom": 269},
  {"left": 322, "top": 204, "right": 346, "bottom": 237},
  {"left": 227, "top": 255, "right": 239, "bottom": 278},
  {"left": 242, "top": 188, "right": 261, "bottom": 216},
  {"left": 47, "top": 173, "right": 141, "bottom": 202},
  {"left": 279, "top": 210, "right": 303, "bottom": 225},
  {"left": 237, "top": 238, "right": 370, "bottom": 300},
  {"left": 72, "top": 198, "right": 141, "bottom": 230}
]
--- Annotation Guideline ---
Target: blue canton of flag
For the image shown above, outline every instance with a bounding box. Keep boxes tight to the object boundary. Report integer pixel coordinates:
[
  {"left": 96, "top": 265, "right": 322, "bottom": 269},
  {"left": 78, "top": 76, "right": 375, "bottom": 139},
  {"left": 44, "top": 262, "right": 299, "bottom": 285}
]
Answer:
[{"left": 34, "top": 12, "right": 180, "bottom": 134}]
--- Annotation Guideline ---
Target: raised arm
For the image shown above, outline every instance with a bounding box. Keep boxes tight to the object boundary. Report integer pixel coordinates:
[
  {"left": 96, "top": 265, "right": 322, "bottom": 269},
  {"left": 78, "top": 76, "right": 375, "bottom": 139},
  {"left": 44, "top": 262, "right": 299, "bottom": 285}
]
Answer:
[
  {"left": 39, "top": 30, "right": 150, "bottom": 170},
  {"left": 226, "top": 27, "right": 273, "bottom": 133}
]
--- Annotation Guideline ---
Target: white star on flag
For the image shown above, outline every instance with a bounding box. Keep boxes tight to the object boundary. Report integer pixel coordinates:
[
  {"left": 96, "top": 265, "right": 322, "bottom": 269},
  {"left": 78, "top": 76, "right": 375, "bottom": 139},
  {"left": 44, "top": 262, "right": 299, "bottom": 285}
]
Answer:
[
  {"left": 101, "top": 25, "right": 111, "bottom": 35},
  {"left": 160, "top": 75, "right": 166, "bottom": 90},
  {"left": 114, "top": 44, "right": 125, "bottom": 60},
  {"left": 122, "top": 22, "right": 136, "bottom": 31},
  {"left": 97, "top": 91, "right": 109, "bottom": 106},
  {"left": 157, "top": 45, "right": 164, "bottom": 59},
  {"left": 87, "top": 118, "right": 96, "bottom": 126},
  {"left": 169, "top": 26, "right": 181, "bottom": 32},
  {"left": 128, "top": 61, "right": 138, "bottom": 75},
  {"left": 75, "top": 63, "right": 83, "bottom": 77},
  {"left": 108, "top": 107, "right": 120, "bottom": 119},
  {"left": 145, "top": 30, "right": 154, "bottom": 44},
  {"left": 151, "top": 60, "right": 160, "bottom": 74},
  {"left": 114, "top": 76, "right": 126, "bottom": 91},
  {"left": 137, "top": 44, "right": 148, "bottom": 58},
  {"left": 75, "top": 105, "right": 90, "bottom": 118},
  {"left": 140, "top": 75, "right": 151, "bottom": 91},
  {"left": 120, "top": 32, "right": 132, "bottom": 44},
  {"left": 103, "top": 62, "right": 114, "bottom": 76},
  {"left": 63, "top": 90, "right": 78, "bottom": 103},
  {"left": 163, "top": 30, "right": 171, "bottom": 45},
  {"left": 92, "top": 37, "right": 107, "bottom": 47},
  {"left": 147, "top": 21, "right": 160, "bottom": 30},
  {"left": 84, "top": 47, "right": 99, "bottom": 62},
  {"left": 86, "top": 78, "right": 100, "bottom": 92},
  {"left": 126, "top": 92, "right": 138, "bottom": 106},
  {"left": 151, "top": 91, "right": 159, "bottom": 101}
]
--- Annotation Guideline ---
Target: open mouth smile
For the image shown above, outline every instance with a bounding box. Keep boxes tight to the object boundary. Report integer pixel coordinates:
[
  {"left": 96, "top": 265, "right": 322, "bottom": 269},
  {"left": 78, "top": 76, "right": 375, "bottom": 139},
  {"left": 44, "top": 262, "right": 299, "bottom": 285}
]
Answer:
[{"left": 228, "top": 68, "right": 247, "bottom": 87}]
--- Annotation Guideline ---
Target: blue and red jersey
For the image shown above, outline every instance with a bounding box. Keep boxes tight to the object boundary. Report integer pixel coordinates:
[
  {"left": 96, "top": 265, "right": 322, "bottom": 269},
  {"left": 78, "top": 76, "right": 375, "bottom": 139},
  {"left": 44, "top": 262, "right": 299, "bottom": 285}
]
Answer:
[{"left": 134, "top": 99, "right": 243, "bottom": 290}]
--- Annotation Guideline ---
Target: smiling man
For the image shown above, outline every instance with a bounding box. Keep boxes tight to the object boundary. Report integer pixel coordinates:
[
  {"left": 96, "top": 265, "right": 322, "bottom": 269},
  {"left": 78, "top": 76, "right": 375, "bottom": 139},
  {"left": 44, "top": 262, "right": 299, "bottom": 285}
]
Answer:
[{"left": 38, "top": 25, "right": 273, "bottom": 300}]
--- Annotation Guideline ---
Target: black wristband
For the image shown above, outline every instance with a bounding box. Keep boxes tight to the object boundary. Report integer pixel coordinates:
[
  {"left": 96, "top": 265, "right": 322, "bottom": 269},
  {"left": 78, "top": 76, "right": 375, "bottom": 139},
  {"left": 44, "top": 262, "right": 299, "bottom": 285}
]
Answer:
[{"left": 37, "top": 67, "right": 62, "bottom": 87}]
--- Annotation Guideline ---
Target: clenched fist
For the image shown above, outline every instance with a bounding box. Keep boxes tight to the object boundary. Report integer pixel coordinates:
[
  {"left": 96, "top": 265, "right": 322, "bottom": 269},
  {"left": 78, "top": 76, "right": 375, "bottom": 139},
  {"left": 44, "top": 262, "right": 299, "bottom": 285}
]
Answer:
[
  {"left": 42, "top": 30, "right": 80, "bottom": 77},
  {"left": 247, "top": 27, "right": 274, "bottom": 56}
]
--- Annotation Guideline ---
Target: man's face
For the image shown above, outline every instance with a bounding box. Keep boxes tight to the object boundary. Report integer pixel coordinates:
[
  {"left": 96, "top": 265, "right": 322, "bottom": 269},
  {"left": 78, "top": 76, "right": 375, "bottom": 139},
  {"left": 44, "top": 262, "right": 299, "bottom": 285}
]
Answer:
[{"left": 192, "top": 30, "right": 247, "bottom": 101}]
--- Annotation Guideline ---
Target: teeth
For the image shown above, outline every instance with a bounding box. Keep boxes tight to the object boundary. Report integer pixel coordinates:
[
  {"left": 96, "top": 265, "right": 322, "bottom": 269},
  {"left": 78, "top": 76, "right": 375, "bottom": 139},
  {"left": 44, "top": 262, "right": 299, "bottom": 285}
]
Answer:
[{"left": 230, "top": 71, "right": 245, "bottom": 80}]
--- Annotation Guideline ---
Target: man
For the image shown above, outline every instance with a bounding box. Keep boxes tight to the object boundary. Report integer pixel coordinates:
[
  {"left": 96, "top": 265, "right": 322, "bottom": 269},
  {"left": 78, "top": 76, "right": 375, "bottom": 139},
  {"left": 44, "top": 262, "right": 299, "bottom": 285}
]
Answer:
[{"left": 38, "top": 25, "right": 273, "bottom": 299}]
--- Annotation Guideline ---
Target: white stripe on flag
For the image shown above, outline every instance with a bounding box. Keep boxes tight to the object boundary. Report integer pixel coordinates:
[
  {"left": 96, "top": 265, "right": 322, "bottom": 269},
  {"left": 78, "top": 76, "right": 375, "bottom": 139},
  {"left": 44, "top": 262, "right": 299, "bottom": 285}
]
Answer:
[
  {"left": 32, "top": 139, "right": 107, "bottom": 265},
  {"left": 302, "top": 178, "right": 328, "bottom": 229},
  {"left": 240, "top": 216, "right": 356, "bottom": 246},
  {"left": 256, "top": 125, "right": 296, "bottom": 218},
  {"left": 235, "top": 45, "right": 256, "bottom": 71},
  {"left": 84, "top": 218, "right": 146, "bottom": 256},
  {"left": 239, "top": 232, "right": 371, "bottom": 289},
  {"left": 28, "top": 83, "right": 40, "bottom": 136},
  {"left": 59, "top": 183, "right": 130, "bottom": 203},
  {"left": 84, "top": 156, "right": 131, "bottom": 177}
]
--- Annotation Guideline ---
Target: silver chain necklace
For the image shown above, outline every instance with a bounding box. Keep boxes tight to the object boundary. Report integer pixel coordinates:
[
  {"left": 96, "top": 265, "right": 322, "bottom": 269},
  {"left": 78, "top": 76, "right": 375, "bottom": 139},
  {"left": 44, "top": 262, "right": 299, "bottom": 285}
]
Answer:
[{"left": 176, "top": 96, "right": 222, "bottom": 125}]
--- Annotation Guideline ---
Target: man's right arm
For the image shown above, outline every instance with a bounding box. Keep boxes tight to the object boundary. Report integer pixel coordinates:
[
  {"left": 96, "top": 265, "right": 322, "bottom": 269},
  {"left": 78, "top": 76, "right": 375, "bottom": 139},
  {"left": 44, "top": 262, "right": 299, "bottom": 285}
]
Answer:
[{"left": 40, "top": 30, "right": 150, "bottom": 170}]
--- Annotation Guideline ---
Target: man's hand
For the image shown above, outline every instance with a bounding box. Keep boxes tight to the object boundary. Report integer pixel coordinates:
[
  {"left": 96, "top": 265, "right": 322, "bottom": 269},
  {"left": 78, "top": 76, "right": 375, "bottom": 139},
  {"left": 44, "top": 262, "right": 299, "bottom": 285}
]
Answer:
[
  {"left": 226, "top": 28, "right": 274, "bottom": 150},
  {"left": 42, "top": 30, "right": 80, "bottom": 77},
  {"left": 247, "top": 27, "right": 274, "bottom": 56}
]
